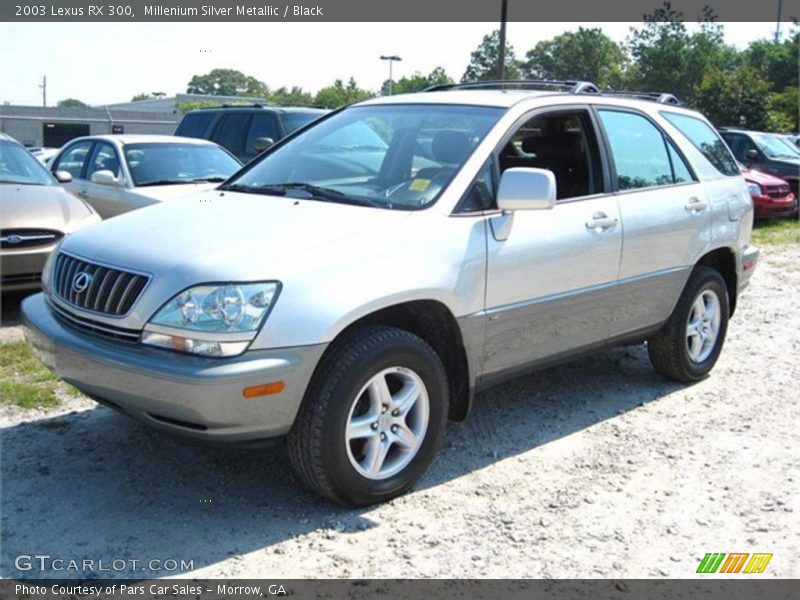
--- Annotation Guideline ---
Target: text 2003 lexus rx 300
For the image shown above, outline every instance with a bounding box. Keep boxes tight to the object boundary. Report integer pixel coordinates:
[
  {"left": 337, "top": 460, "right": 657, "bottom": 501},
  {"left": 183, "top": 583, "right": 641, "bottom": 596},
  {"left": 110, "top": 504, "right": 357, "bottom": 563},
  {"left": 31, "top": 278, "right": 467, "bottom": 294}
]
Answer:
[{"left": 23, "top": 82, "right": 758, "bottom": 505}]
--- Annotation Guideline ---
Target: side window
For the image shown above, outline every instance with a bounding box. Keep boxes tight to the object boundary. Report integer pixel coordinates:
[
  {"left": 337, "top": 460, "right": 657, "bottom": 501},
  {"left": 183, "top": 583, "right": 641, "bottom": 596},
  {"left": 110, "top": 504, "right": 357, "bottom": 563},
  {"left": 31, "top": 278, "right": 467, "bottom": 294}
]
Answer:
[
  {"left": 175, "top": 112, "right": 216, "bottom": 138},
  {"left": 211, "top": 113, "right": 251, "bottom": 156},
  {"left": 498, "top": 110, "right": 602, "bottom": 200},
  {"left": 244, "top": 114, "right": 280, "bottom": 157},
  {"left": 460, "top": 161, "right": 496, "bottom": 212},
  {"left": 599, "top": 110, "right": 678, "bottom": 190},
  {"left": 667, "top": 142, "right": 693, "bottom": 184},
  {"left": 52, "top": 141, "right": 93, "bottom": 179},
  {"left": 86, "top": 142, "right": 121, "bottom": 179},
  {"left": 661, "top": 112, "right": 739, "bottom": 176}
]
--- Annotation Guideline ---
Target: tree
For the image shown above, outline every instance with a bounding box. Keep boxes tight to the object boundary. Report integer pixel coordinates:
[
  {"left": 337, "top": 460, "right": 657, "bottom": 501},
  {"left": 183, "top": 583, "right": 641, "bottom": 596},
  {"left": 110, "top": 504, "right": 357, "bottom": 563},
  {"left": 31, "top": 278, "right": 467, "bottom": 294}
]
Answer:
[
  {"left": 694, "top": 65, "right": 772, "bottom": 129},
  {"left": 745, "top": 34, "right": 799, "bottom": 94},
  {"left": 131, "top": 93, "right": 153, "bottom": 101},
  {"left": 269, "top": 86, "right": 314, "bottom": 105},
  {"left": 313, "top": 78, "right": 374, "bottom": 108},
  {"left": 56, "top": 98, "right": 88, "bottom": 108},
  {"left": 462, "top": 30, "right": 521, "bottom": 82},
  {"left": 186, "top": 68, "right": 268, "bottom": 97},
  {"left": 381, "top": 66, "right": 453, "bottom": 95},
  {"left": 523, "top": 28, "right": 627, "bottom": 88}
]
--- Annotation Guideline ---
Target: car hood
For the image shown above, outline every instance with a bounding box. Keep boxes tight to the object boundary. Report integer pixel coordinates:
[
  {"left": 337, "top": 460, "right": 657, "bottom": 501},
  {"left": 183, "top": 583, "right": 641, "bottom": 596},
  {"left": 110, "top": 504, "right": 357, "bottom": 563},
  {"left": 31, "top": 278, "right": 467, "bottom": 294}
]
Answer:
[
  {"left": 742, "top": 168, "right": 790, "bottom": 187},
  {"left": 60, "top": 190, "right": 413, "bottom": 283},
  {"left": 0, "top": 183, "right": 97, "bottom": 230},
  {"left": 131, "top": 182, "right": 220, "bottom": 201}
]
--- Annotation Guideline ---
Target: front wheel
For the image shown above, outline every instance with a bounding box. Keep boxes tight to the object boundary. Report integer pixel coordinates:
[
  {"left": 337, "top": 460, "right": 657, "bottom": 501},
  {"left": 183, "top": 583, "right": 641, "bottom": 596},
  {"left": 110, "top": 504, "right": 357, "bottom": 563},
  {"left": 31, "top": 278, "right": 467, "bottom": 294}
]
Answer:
[
  {"left": 288, "top": 325, "right": 449, "bottom": 506},
  {"left": 647, "top": 266, "right": 730, "bottom": 383}
]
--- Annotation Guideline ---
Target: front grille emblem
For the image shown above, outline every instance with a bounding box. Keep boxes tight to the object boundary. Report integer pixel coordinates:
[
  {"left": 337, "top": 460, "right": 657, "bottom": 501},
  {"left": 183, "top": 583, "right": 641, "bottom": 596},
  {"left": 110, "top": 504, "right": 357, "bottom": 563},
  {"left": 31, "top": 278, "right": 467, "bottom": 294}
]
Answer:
[{"left": 71, "top": 271, "right": 93, "bottom": 294}]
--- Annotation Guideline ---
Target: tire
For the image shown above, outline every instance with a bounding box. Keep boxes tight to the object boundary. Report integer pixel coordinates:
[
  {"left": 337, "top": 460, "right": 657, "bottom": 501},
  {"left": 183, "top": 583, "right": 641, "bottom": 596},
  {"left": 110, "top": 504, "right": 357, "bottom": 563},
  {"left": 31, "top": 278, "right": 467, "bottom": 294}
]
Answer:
[
  {"left": 647, "top": 266, "right": 730, "bottom": 383},
  {"left": 288, "top": 325, "right": 449, "bottom": 506}
]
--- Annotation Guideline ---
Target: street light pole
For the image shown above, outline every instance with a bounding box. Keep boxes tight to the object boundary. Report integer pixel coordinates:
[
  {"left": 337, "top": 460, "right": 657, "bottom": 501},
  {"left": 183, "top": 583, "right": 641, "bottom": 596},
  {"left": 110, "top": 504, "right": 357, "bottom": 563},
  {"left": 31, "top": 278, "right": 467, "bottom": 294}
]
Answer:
[
  {"left": 380, "top": 55, "right": 402, "bottom": 95},
  {"left": 498, "top": 0, "right": 508, "bottom": 80}
]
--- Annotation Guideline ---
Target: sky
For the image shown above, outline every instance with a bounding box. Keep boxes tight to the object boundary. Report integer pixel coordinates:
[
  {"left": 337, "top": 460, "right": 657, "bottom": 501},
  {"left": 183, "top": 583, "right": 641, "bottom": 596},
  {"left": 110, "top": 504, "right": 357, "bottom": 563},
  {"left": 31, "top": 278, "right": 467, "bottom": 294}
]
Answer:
[{"left": 0, "top": 21, "right": 784, "bottom": 106}]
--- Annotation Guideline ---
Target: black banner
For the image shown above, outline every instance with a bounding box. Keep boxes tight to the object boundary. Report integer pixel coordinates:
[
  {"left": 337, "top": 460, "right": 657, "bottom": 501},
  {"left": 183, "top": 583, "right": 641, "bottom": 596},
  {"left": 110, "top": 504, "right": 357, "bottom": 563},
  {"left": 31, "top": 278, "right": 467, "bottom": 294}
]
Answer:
[{"left": 3, "top": 0, "right": 799, "bottom": 22}]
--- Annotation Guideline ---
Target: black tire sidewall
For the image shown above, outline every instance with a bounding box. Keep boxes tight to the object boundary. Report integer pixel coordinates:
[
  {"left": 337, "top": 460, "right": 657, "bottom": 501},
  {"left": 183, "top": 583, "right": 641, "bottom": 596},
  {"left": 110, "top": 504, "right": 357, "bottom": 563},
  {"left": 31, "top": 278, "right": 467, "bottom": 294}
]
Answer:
[{"left": 317, "top": 334, "right": 448, "bottom": 505}]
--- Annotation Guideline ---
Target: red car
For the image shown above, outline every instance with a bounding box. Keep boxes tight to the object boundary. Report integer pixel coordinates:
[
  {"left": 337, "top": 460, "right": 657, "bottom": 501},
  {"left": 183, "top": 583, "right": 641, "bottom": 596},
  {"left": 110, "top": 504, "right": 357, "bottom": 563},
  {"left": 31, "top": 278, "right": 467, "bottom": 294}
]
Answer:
[{"left": 742, "top": 167, "right": 797, "bottom": 219}]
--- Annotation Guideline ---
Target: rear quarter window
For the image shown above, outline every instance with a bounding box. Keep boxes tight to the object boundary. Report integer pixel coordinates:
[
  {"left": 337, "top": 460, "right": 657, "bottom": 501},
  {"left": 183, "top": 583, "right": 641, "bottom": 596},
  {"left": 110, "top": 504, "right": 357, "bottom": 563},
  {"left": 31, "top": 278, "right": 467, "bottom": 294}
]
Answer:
[
  {"left": 175, "top": 112, "right": 216, "bottom": 138},
  {"left": 661, "top": 112, "right": 739, "bottom": 177}
]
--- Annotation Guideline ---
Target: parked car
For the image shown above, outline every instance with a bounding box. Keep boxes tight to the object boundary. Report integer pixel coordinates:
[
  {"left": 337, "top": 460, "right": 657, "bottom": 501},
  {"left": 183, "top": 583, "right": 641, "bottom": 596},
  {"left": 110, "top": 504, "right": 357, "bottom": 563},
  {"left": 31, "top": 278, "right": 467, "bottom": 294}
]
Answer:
[
  {"left": 742, "top": 166, "right": 797, "bottom": 219},
  {"left": 719, "top": 128, "right": 800, "bottom": 199},
  {"left": 23, "top": 82, "right": 758, "bottom": 506},
  {"left": 776, "top": 133, "right": 800, "bottom": 152},
  {"left": 175, "top": 104, "right": 328, "bottom": 163},
  {"left": 49, "top": 135, "right": 242, "bottom": 219},
  {"left": 0, "top": 134, "right": 100, "bottom": 292}
]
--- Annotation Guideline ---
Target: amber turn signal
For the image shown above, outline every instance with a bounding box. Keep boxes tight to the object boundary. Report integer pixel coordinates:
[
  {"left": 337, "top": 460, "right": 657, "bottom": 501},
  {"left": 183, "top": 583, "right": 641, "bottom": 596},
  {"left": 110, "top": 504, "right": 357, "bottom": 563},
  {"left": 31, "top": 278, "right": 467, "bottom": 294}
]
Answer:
[{"left": 242, "top": 381, "right": 285, "bottom": 398}]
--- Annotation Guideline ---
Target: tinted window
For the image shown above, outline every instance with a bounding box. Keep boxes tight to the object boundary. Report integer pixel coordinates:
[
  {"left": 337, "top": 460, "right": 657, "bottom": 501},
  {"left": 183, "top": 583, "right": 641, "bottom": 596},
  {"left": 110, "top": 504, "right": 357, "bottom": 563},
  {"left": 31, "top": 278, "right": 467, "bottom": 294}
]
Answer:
[
  {"left": 721, "top": 133, "right": 752, "bottom": 162},
  {"left": 175, "top": 112, "right": 216, "bottom": 138},
  {"left": 244, "top": 114, "right": 280, "bottom": 157},
  {"left": 752, "top": 132, "right": 800, "bottom": 159},
  {"left": 53, "top": 140, "right": 93, "bottom": 179},
  {"left": 599, "top": 110, "right": 683, "bottom": 190},
  {"left": 0, "top": 140, "right": 55, "bottom": 186},
  {"left": 211, "top": 113, "right": 251, "bottom": 155},
  {"left": 281, "top": 111, "right": 325, "bottom": 134},
  {"left": 86, "top": 142, "right": 121, "bottom": 179},
  {"left": 124, "top": 143, "right": 241, "bottom": 186},
  {"left": 662, "top": 112, "right": 739, "bottom": 176}
]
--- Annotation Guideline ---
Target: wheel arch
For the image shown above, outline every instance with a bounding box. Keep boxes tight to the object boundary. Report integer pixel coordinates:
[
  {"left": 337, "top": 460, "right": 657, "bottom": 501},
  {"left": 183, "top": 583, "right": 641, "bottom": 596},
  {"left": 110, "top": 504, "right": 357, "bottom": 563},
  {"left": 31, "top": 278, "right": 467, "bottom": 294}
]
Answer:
[
  {"left": 696, "top": 246, "right": 738, "bottom": 316},
  {"left": 312, "top": 299, "right": 474, "bottom": 422}
]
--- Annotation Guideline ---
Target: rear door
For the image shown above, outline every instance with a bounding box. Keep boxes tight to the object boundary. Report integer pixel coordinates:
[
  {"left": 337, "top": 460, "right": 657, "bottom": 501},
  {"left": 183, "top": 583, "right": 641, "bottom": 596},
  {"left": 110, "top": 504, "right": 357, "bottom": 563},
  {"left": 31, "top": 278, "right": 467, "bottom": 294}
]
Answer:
[{"left": 595, "top": 108, "right": 710, "bottom": 332}]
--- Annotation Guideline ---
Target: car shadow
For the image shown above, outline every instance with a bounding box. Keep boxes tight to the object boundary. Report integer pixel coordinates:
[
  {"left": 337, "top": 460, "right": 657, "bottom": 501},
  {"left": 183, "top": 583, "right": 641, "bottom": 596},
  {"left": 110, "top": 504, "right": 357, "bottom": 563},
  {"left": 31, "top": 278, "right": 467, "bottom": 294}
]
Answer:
[
  {"left": 0, "top": 344, "right": 683, "bottom": 579},
  {"left": 0, "top": 290, "right": 30, "bottom": 328}
]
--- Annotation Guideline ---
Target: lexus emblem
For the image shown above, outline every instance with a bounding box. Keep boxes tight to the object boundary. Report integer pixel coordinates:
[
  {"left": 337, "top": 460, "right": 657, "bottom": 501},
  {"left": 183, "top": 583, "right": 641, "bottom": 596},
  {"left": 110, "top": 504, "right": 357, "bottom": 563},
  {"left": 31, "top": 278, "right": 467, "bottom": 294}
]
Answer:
[{"left": 71, "top": 272, "right": 93, "bottom": 294}]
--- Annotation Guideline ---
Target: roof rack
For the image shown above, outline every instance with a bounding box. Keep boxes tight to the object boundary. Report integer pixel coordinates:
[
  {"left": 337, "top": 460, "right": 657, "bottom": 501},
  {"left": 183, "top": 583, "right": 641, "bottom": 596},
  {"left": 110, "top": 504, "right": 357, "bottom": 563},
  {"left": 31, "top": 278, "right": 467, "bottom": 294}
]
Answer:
[
  {"left": 423, "top": 79, "right": 601, "bottom": 95},
  {"left": 601, "top": 91, "right": 682, "bottom": 106}
]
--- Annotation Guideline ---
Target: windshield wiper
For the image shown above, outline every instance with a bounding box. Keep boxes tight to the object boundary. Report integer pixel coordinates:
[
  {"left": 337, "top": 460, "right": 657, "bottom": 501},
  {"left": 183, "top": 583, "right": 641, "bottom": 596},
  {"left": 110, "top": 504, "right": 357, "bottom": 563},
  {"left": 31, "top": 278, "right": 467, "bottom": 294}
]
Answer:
[
  {"left": 275, "top": 182, "right": 383, "bottom": 207},
  {"left": 189, "top": 176, "right": 228, "bottom": 183},
  {"left": 137, "top": 179, "right": 200, "bottom": 187}
]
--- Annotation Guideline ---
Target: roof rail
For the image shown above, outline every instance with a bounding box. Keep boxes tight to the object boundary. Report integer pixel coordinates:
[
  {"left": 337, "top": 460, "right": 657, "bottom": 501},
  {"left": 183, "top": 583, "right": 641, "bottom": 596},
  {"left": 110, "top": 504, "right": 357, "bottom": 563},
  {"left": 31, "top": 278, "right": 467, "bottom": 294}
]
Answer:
[
  {"left": 601, "top": 91, "right": 682, "bottom": 106},
  {"left": 423, "top": 79, "right": 600, "bottom": 95}
]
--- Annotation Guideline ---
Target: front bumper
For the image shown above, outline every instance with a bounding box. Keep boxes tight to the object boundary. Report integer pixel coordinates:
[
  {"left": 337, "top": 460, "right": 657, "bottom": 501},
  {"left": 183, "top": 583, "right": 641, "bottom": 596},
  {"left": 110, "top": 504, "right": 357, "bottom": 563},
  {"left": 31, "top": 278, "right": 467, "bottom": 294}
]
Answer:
[
  {"left": 0, "top": 245, "right": 54, "bottom": 292},
  {"left": 22, "top": 293, "right": 327, "bottom": 443},
  {"left": 753, "top": 195, "right": 798, "bottom": 219}
]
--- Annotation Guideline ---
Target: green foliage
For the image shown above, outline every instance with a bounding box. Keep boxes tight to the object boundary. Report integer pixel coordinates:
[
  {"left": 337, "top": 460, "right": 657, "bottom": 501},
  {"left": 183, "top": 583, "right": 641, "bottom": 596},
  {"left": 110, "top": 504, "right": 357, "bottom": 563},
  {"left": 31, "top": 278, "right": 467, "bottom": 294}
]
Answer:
[
  {"left": 0, "top": 341, "right": 71, "bottom": 409},
  {"left": 131, "top": 93, "right": 153, "bottom": 102},
  {"left": 751, "top": 219, "right": 800, "bottom": 246},
  {"left": 462, "top": 30, "right": 522, "bottom": 82},
  {"left": 313, "top": 77, "right": 374, "bottom": 108},
  {"left": 767, "top": 87, "right": 800, "bottom": 132},
  {"left": 187, "top": 68, "right": 269, "bottom": 97},
  {"left": 269, "top": 86, "right": 314, "bottom": 106},
  {"left": 176, "top": 100, "right": 250, "bottom": 113},
  {"left": 523, "top": 28, "right": 627, "bottom": 88},
  {"left": 381, "top": 67, "right": 453, "bottom": 95},
  {"left": 56, "top": 98, "right": 88, "bottom": 108},
  {"left": 694, "top": 65, "right": 772, "bottom": 129}
]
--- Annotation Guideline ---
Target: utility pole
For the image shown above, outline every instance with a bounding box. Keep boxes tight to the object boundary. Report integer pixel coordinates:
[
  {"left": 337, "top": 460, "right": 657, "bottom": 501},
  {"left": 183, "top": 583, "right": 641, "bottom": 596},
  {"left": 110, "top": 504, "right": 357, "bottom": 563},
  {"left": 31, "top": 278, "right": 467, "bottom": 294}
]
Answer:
[
  {"left": 775, "top": 0, "right": 783, "bottom": 41},
  {"left": 498, "top": 0, "right": 508, "bottom": 80},
  {"left": 39, "top": 75, "right": 47, "bottom": 107}
]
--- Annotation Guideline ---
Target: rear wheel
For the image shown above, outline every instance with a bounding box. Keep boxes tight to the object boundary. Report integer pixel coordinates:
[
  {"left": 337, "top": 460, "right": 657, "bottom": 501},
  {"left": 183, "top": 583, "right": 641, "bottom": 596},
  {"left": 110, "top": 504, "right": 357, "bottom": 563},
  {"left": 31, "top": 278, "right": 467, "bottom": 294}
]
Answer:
[
  {"left": 288, "top": 325, "right": 449, "bottom": 506},
  {"left": 647, "top": 266, "right": 729, "bottom": 383}
]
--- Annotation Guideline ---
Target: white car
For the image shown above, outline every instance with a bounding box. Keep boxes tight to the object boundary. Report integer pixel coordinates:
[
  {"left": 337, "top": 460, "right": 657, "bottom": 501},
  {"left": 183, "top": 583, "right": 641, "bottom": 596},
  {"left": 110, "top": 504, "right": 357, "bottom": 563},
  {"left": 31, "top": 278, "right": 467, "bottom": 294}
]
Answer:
[{"left": 49, "top": 135, "right": 242, "bottom": 219}]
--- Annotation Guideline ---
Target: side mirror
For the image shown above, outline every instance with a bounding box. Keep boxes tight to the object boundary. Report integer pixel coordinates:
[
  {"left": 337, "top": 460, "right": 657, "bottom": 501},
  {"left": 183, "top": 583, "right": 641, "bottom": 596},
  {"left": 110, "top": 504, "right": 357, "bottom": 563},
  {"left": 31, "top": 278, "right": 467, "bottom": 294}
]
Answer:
[
  {"left": 497, "top": 167, "right": 557, "bottom": 211},
  {"left": 54, "top": 170, "right": 72, "bottom": 183},
  {"left": 90, "top": 170, "right": 123, "bottom": 187},
  {"left": 254, "top": 137, "right": 275, "bottom": 153},
  {"left": 745, "top": 149, "right": 759, "bottom": 162}
]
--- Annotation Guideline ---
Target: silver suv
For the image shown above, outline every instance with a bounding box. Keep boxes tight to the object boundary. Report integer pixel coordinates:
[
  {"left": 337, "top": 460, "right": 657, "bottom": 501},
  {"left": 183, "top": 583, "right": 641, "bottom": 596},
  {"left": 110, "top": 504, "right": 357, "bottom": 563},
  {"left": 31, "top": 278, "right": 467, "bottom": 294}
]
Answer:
[{"left": 23, "top": 81, "right": 759, "bottom": 506}]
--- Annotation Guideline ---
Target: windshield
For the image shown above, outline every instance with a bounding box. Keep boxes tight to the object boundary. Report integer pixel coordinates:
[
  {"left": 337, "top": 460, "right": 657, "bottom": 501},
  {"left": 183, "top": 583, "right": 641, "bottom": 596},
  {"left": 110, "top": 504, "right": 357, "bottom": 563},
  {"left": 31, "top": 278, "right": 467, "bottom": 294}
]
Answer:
[
  {"left": 223, "top": 104, "right": 504, "bottom": 210},
  {"left": 0, "top": 141, "right": 56, "bottom": 186},
  {"left": 123, "top": 143, "right": 242, "bottom": 186},
  {"left": 753, "top": 133, "right": 800, "bottom": 159}
]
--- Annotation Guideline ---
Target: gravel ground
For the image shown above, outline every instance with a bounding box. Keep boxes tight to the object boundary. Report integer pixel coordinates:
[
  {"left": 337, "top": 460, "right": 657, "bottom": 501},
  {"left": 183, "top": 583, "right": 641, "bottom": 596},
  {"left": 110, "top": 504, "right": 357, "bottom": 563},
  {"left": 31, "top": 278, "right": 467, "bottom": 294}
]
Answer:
[{"left": 1, "top": 245, "right": 798, "bottom": 579}]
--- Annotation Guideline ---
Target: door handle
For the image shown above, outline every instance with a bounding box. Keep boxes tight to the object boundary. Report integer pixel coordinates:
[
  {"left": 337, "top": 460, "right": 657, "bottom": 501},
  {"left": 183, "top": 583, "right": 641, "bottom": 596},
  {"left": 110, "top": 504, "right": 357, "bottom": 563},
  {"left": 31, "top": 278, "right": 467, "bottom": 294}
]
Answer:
[
  {"left": 77, "top": 190, "right": 89, "bottom": 198},
  {"left": 685, "top": 197, "right": 708, "bottom": 213},
  {"left": 585, "top": 212, "right": 618, "bottom": 231}
]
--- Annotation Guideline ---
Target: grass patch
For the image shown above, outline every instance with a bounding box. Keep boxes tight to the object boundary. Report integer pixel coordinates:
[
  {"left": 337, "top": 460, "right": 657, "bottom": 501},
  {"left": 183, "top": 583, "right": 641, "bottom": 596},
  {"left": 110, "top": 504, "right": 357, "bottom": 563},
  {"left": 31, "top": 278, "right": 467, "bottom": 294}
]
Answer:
[
  {"left": 751, "top": 219, "right": 800, "bottom": 246},
  {"left": 0, "top": 341, "right": 79, "bottom": 409}
]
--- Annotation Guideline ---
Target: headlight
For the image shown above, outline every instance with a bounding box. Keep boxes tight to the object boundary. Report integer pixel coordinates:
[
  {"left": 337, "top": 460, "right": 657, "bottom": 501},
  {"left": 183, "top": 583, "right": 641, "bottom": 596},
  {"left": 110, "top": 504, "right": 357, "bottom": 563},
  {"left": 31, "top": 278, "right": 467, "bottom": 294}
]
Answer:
[
  {"left": 142, "top": 282, "right": 279, "bottom": 357},
  {"left": 747, "top": 182, "right": 762, "bottom": 197}
]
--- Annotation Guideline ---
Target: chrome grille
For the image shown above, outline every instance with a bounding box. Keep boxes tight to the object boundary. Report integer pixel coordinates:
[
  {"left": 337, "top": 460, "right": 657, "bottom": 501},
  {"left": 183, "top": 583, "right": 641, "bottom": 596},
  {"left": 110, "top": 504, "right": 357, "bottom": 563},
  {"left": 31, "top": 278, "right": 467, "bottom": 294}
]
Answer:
[
  {"left": 52, "top": 253, "right": 149, "bottom": 316},
  {"left": 765, "top": 185, "right": 791, "bottom": 199},
  {"left": 1, "top": 228, "right": 63, "bottom": 249},
  {"left": 50, "top": 300, "right": 141, "bottom": 342}
]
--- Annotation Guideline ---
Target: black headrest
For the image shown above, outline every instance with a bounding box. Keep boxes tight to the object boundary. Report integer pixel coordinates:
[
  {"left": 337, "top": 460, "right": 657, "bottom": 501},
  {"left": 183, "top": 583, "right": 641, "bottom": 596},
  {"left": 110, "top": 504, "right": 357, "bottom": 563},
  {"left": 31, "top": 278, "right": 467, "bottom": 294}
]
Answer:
[{"left": 432, "top": 130, "right": 471, "bottom": 165}]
